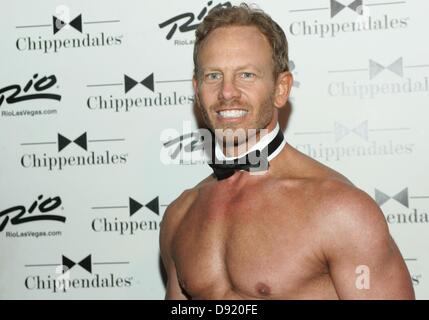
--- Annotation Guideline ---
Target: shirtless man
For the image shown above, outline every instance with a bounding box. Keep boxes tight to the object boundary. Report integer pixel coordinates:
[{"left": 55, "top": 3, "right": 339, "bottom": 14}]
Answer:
[{"left": 160, "top": 4, "right": 415, "bottom": 300}]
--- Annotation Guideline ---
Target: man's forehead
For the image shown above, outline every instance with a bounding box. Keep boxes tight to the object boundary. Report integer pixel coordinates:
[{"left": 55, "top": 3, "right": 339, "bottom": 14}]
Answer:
[
  {"left": 198, "top": 25, "right": 272, "bottom": 60},
  {"left": 205, "top": 25, "right": 268, "bottom": 43}
]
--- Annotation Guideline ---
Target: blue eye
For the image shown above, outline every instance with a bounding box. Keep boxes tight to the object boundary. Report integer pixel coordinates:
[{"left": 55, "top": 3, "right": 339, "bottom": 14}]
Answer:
[
  {"left": 241, "top": 72, "right": 255, "bottom": 79},
  {"left": 205, "top": 73, "right": 222, "bottom": 81}
]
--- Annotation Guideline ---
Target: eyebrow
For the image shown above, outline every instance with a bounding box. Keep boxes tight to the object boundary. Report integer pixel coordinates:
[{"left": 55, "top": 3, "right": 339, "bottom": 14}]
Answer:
[{"left": 201, "top": 64, "right": 264, "bottom": 73}]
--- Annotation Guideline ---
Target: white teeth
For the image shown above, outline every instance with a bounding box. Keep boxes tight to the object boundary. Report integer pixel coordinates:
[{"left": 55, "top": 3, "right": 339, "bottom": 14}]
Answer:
[{"left": 218, "top": 110, "right": 248, "bottom": 118}]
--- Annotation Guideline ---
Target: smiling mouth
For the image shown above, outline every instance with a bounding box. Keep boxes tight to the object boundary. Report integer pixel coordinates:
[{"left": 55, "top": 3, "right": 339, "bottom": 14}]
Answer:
[{"left": 216, "top": 109, "right": 248, "bottom": 119}]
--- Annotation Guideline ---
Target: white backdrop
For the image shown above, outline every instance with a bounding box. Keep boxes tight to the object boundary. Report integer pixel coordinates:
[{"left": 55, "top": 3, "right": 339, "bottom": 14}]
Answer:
[{"left": 1, "top": 0, "right": 428, "bottom": 299}]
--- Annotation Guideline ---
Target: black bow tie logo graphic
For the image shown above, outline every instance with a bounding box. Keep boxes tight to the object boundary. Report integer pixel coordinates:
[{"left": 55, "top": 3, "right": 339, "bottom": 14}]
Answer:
[
  {"left": 331, "top": 0, "right": 363, "bottom": 18},
  {"left": 62, "top": 255, "right": 92, "bottom": 273},
  {"left": 58, "top": 132, "right": 87, "bottom": 152},
  {"left": 334, "top": 121, "right": 368, "bottom": 142},
  {"left": 124, "top": 74, "right": 154, "bottom": 93},
  {"left": 369, "top": 58, "right": 403, "bottom": 80},
  {"left": 53, "top": 14, "right": 82, "bottom": 35},
  {"left": 375, "top": 188, "right": 409, "bottom": 208},
  {"left": 129, "top": 197, "right": 159, "bottom": 216}
]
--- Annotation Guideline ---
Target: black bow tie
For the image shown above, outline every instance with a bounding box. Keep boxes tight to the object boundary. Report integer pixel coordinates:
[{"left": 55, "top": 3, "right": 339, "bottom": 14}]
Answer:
[{"left": 208, "top": 129, "right": 284, "bottom": 180}]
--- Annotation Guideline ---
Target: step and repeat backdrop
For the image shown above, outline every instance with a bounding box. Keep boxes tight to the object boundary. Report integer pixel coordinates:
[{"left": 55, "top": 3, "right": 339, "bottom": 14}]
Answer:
[{"left": 1, "top": 0, "right": 428, "bottom": 299}]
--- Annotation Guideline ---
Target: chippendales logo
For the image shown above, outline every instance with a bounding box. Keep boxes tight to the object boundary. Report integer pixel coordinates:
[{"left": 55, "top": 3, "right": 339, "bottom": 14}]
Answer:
[
  {"left": 86, "top": 73, "right": 194, "bottom": 112},
  {"left": 15, "top": 6, "right": 123, "bottom": 53},
  {"left": 0, "top": 195, "right": 65, "bottom": 234},
  {"left": 24, "top": 254, "right": 132, "bottom": 293},
  {"left": 328, "top": 57, "right": 429, "bottom": 99},
  {"left": 158, "top": 1, "right": 231, "bottom": 44},
  {"left": 90, "top": 197, "right": 166, "bottom": 235},
  {"left": 20, "top": 132, "right": 128, "bottom": 170},
  {"left": 294, "top": 120, "right": 415, "bottom": 161},
  {"left": 0, "top": 74, "right": 61, "bottom": 117},
  {"left": 288, "top": 0, "right": 409, "bottom": 38},
  {"left": 374, "top": 187, "right": 429, "bottom": 225}
]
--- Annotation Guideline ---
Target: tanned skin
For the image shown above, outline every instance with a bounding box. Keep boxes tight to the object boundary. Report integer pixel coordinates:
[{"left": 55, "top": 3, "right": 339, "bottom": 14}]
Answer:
[{"left": 160, "top": 26, "right": 415, "bottom": 300}]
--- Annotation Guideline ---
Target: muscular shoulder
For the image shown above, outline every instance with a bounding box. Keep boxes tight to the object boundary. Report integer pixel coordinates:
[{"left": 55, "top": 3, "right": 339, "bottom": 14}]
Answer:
[
  {"left": 306, "top": 179, "right": 413, "bottom": 299},
  {"left": 160, "top": 175, "right": 213, "bottom": 253},
  {"left": 307, "top": 178, "right": 391, "bottom": 258},
  {"left": 160, "top": 189, "right": 196, "bottom": 242},
  {"left": 159, "top": 187, "right": 195, "bottom": 270},
  {"left": 308, "top": 178, "right": 386, "bottom": 228}
]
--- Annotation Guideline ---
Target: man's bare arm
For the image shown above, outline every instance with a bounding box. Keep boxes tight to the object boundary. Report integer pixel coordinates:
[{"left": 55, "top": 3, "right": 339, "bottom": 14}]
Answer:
[
  {"left": 320, "top": 184, "right": 415, "bottom": 299},
  {"left": 160, "top": 250, "right": 188, "bottom": 300},
  {"left": 159, "top": 192, "right": 192, "bottom": 300}
]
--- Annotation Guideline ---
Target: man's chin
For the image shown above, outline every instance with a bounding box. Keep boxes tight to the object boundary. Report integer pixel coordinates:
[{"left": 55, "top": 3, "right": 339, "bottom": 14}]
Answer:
[
  {"left": 212, "top": 120, "right": 252, "bottom": 131},
  {"left": 213, "top": 124, "right": 259, "bottom": 143}
]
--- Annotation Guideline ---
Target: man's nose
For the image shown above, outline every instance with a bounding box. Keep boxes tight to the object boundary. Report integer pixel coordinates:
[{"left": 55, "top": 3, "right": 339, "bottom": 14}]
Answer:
[{"left": 218, "top": 76, "right": 241, "bottom": 101}]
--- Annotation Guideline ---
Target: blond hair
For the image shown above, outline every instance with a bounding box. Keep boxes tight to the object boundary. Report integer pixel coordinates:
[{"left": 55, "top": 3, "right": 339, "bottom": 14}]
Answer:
[{"left": 193, "top": 3, "right": 289, "bottom": 78}]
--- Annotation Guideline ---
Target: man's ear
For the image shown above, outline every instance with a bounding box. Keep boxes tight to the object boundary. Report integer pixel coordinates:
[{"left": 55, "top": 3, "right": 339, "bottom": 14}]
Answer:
[
  {"left": 274, "top": 71, "right": 293, "bottom": 108},
  {"left": 192, "top": 76, "right": 200, "bottom": 106}
]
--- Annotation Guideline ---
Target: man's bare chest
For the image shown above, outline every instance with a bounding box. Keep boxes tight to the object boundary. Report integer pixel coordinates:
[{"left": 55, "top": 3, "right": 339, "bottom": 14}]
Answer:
[{"left": 171, "top": 177, "right": 332, "bottom": 298}]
